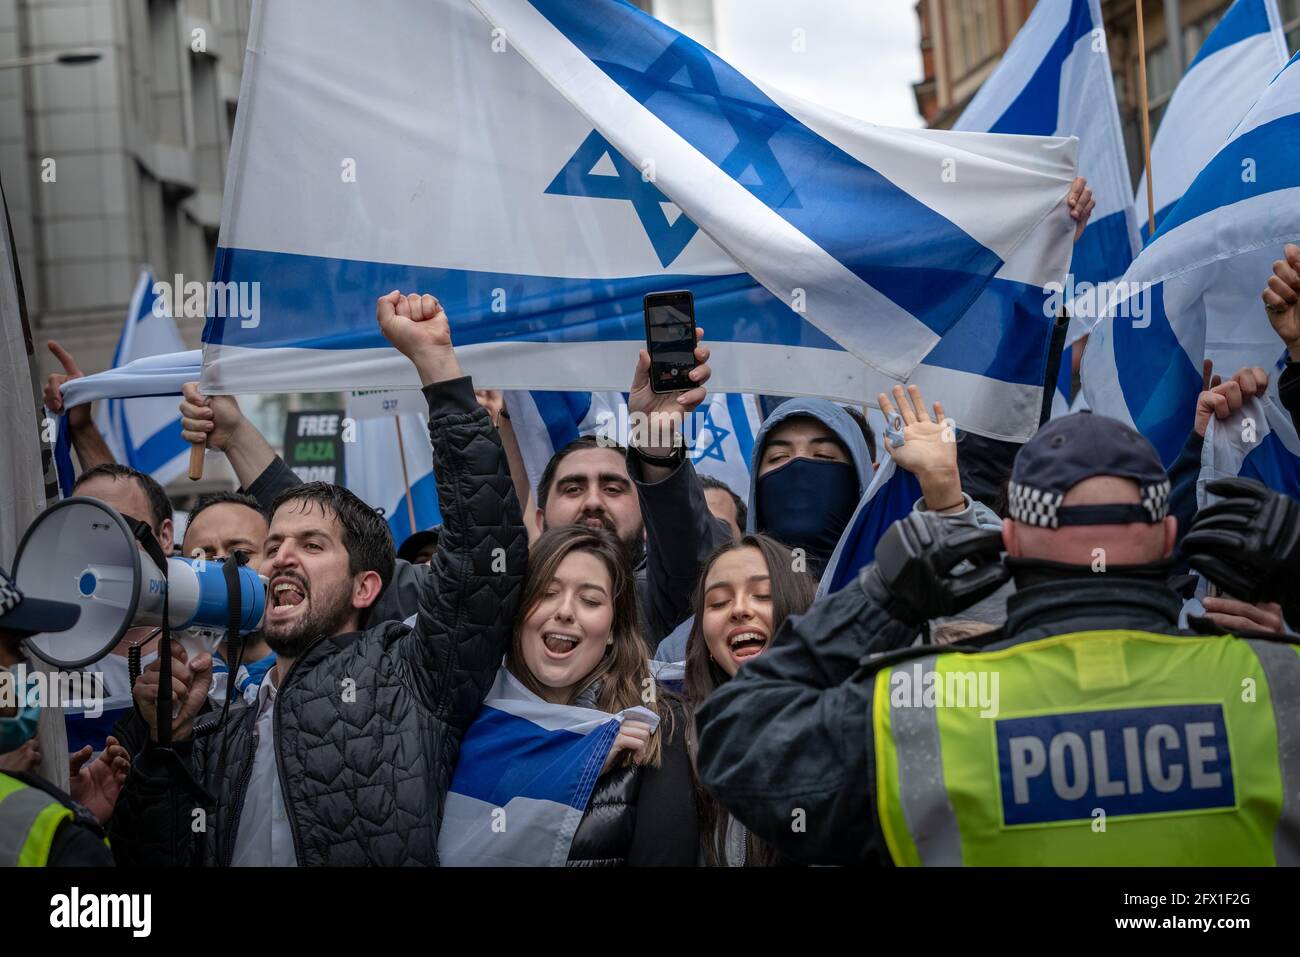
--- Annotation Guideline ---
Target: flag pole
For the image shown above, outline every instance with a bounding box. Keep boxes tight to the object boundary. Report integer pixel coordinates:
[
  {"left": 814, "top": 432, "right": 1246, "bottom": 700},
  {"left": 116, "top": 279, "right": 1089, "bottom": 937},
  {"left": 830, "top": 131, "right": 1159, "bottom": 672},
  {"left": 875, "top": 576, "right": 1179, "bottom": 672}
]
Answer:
[
  {"left": 393, "top": 415, "right": 417, "bottom": 535},
  {"left": 1136, "top": 0, "right": 1156, "bottom": 238}
]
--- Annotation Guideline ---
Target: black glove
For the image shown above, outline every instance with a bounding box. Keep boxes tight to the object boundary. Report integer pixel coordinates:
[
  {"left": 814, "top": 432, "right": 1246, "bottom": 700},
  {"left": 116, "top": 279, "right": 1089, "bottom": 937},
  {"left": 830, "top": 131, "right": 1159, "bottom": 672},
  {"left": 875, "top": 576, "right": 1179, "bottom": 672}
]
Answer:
[
  {"left": 1183, "top": 477, "right": 1300, "bottom": 607},
  {"left": 858, "top": 509, "right": 1010, "bottom": 626}
]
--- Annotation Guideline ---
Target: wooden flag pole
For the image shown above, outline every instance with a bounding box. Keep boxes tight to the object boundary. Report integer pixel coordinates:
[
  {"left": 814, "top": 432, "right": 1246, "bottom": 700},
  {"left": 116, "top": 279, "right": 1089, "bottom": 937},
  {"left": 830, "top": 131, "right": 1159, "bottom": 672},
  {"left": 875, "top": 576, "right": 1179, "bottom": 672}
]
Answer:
[
  {"left": 188, "top": 443, "right": 205, "bottom": 480},
  {"left": 1136, "top": 0, "right": 1157, "bottom": 238},
  {"left": 394, "top": 415, "right": 417, "bottom": 535}
]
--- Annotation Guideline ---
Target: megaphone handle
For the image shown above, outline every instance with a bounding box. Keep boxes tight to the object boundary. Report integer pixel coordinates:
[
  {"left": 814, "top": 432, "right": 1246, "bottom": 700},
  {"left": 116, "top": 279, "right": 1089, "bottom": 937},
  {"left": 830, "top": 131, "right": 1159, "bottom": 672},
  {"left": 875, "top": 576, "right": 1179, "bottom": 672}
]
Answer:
[{"left": 188, "top": 443, "right": 205, "bottom": 481}]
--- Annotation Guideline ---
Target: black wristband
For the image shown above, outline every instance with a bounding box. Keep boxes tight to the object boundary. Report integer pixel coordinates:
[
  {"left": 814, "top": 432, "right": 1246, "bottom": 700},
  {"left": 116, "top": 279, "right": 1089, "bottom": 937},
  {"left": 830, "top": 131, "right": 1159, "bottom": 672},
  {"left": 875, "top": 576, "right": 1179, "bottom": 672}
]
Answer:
[{"left": 635, "top": 445, "right": 684, "bottom": 467}]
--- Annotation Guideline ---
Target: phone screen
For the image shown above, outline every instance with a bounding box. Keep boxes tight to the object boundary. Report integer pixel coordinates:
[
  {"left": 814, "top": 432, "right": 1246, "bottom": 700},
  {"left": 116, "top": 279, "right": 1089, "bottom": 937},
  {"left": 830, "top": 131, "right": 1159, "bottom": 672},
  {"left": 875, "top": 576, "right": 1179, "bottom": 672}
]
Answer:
[{"left": 644, "top": 291, "right": 696, "bottom": 392}]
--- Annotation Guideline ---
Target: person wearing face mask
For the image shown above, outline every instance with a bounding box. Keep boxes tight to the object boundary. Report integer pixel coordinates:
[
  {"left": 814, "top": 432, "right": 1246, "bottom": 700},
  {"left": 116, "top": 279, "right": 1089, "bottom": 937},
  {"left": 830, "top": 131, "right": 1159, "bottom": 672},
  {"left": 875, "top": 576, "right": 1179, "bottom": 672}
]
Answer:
[
  {"left": 441, "top": 525, "right": 698, "bottom": 866},
  {"left": 682, "top": 534, "right": 815, "bottom": 866},
  {"left": 0, "top": 569, "right": 118, "bottom": 866}
]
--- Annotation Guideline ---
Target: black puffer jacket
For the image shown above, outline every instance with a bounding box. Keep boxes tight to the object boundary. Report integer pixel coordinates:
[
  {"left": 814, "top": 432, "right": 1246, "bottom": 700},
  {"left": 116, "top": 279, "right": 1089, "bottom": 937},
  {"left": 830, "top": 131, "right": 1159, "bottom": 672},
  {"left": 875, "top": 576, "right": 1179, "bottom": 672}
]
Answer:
[
  {"left": 565, "top": 700, "right": 699, "bottom": 867},
  {"left": 108, "top": 378, "right": 528, "bottom": 866}
]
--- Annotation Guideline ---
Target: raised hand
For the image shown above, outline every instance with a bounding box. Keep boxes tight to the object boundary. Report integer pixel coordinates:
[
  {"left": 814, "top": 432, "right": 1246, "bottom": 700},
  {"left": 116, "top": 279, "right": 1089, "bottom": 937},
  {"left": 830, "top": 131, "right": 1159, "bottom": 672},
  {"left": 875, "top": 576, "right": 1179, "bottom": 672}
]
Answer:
[
  {"left": 376, "top": 291, "right": 462, "bottom": 386},
  {"left": 1263, "top": 244, "right": 1300, "bottom": 361},
  {"left": 180, "top": 381, "right": 248, "bottom": 453},
  {"left": 43, "top": 340, "right": 91, "bottom": 431},
  {"left": 132, "top": 642, "right": 213, "bottom": 743},
  {"left": 878, "top": 383, "right": 963, "bottom": 512},
  {"left": 1194, "top": 366, "right": 1268, "bottom": 437},
  {"left": 627, "top": 328, "right": 711, "bottom": 458}
]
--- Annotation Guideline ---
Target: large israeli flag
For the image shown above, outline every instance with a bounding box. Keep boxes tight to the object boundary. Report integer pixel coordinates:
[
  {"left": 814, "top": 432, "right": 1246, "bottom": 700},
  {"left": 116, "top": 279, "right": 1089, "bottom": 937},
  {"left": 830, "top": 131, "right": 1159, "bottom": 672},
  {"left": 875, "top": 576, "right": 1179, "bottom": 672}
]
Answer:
[
  {"left": 955, "top": 0, "right": 1140, "bottom": 293},
  {"left": 1083, "top": 51, "right": 1300, "bottom": 465},
  {"left": 1138, "top": 0, "right": 1290, "bottom": 241},
  {"left": 202, "top": 0, "right": 1078, "bottom": 443},
  {"left": 76, "top": 270, "right": 191, "bottom": 485},
  {"left": 438, "top": 667, "right": 658, "bottom": 866}
]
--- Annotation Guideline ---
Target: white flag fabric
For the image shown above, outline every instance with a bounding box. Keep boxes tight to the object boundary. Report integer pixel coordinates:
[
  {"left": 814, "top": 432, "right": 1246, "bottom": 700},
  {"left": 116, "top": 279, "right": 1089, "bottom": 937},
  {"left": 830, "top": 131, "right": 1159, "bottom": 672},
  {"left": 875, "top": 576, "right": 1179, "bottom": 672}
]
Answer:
[
  {"left": 1198, "top": 383, "right": 1300, "bottom": 510},
  {"left": 1083, "top": 51, "right": 1300, "bottom": 465},
  {"left": 93, "top": 270, "right": 192, "bottom": 485},
  {"left": 438, "top": 667, "right": 658, "bottom": 867},
  {"left": 955, "top": 0, "right": 1140, "bottom": 293},
  {"left": 1137, "top": 0, "right": 1290, "bottom": 241},
  {"left": 342, "top": 408, "right": 443, "bottom": 544},
  {"left": 202, "top": 0, "right": 1078, "bottom": 442},
  {"left": 60, "top": 349, "right": 202, "bottom": 408}
]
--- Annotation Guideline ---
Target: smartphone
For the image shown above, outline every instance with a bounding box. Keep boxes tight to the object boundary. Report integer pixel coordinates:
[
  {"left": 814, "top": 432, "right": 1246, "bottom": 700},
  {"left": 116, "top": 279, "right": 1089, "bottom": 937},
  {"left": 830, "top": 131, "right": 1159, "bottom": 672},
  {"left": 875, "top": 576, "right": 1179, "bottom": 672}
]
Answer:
[{"left": 643, "top": 290, "right": 697, "bottom": 394}]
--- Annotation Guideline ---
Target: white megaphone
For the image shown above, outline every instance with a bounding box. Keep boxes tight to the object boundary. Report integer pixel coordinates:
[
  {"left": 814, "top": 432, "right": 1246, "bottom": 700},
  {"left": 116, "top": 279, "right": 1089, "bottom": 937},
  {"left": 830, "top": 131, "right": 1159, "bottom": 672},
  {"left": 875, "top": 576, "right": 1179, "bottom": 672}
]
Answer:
[{"left": 12, "top": 497, "right": 267, "bottom": 669}]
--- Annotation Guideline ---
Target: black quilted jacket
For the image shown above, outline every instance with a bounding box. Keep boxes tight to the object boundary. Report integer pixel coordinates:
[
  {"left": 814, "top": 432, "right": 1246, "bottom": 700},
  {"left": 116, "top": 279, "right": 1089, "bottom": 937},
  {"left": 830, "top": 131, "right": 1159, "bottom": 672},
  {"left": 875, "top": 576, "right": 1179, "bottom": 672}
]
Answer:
[{"left": 108, "top": 378, "right": 527, "bottom": 866}]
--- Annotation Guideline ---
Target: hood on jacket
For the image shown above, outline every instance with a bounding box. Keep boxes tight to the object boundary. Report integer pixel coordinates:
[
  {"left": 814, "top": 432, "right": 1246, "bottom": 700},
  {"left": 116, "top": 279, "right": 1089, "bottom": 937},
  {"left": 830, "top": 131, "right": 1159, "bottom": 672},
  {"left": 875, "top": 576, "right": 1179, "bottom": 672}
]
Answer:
[{"left": 745, "top": 397, "right": 874, "bottom": 535}]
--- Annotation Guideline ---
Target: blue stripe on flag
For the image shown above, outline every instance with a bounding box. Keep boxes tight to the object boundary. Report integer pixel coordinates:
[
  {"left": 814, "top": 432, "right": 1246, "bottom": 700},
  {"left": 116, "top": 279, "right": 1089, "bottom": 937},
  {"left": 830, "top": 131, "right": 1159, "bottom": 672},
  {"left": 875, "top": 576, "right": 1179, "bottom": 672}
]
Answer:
[
  {"left": 528, "top": 0, "right": 1004, "bottom": 339},
  {"left": 725, "top": 393, "right": 755, "bottom": 468},
  {"left": 1157, "top": 116, "right": 1300, "bottom": 238},
  {"left": 384, "top": 469, "right": 442, "bottom": 544},
  {"left": 54, "top": 415, "right": 76, "bottom": 498},
  {"left": 825, "top": 468, "right": 922, "bottom": 594},
  {"left": 1069, "top": 209, "right": 1139, "bottom": 285},
  {"left": 127, "top": 419, "right": 189, "bottom": 476},
  {"left": 65, "top": 705, "right": 132, "bottom": 755},
  {"left": 922, "top": 278, "right": 1054, "bottom": 387},
  {"left": 1241, "top": 429, "right": 1300, "bottom": 489},
  {"left": 450, "top": 705, "right": 618, "bottom": 808},
  {"left": 1111, "top": 287, "right": 1201, "bottom": 466},
  {"left": 989, "top": 0, "right": 1095, "bottom": 135},
  {"left": 534, "top": 391, "right": 593, "bottom": 452},
  {"left": 1189, "top": 0, "right": 1272, "bottom": 71}
]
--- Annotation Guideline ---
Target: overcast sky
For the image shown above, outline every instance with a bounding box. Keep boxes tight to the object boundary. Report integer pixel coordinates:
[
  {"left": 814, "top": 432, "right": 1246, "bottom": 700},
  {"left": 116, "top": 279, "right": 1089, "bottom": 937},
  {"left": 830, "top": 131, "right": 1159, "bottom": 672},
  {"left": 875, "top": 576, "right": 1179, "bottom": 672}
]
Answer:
[{"left": 714, "top": 0, "right": 923, "bottom": 128}]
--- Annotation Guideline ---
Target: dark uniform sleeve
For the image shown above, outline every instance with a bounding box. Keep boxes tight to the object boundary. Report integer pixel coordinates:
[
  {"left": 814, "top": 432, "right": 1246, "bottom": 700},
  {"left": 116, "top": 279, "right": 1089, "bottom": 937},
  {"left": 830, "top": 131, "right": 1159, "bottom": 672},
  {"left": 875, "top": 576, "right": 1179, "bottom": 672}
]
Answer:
[
  {"left": 47, "top": 818, "right": 114, "bottom": 866},
  {"left": 401, "top": 377, "right": 528, "bottom": 733},
  {"left": 695, "top": 576, "right": 916, "bottom": 865},
  {"left": 629, "top": 450, "right": 733, "bottom": 648},
  {"left": 626, "top": 701, "right": 699, "bottom": 866}
]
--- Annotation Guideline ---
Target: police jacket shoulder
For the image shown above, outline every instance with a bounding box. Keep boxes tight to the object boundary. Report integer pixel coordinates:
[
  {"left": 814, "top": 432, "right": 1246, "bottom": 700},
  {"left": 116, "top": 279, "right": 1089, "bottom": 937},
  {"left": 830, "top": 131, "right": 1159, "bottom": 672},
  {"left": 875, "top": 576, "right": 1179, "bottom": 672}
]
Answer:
[{"left": 6, "top": 771, "right": 112, "bottom": 867}]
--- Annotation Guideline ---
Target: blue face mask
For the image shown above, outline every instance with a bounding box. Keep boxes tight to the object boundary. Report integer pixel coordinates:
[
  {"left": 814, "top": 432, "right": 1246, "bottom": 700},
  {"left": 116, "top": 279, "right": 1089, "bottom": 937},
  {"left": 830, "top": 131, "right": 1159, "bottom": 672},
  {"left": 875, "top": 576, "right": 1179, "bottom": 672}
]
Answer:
[
  {"left": 756, "top": 457, "right": 860, "bottom": 564},
  {"left": 0, "top": 666, "right": 39, "bottom": 754}
]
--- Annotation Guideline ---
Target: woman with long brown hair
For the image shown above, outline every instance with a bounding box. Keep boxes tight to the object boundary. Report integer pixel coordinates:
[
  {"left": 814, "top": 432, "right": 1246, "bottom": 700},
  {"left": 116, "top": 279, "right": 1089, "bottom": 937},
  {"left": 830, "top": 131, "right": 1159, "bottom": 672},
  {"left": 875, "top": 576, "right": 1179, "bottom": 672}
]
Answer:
[
  {"left": 502, "top": 524, "right": 697, "bottom": 866},
  {"left": 685, "top": 534, "right": 817, "bottom": 866}
]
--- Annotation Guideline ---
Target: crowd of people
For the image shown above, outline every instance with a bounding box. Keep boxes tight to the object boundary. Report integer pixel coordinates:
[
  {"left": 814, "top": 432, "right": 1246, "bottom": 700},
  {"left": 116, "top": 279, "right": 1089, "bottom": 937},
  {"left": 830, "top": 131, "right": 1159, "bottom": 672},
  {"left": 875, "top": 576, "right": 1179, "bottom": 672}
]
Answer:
[{"left": 3, "top": 235, "right": 1300, "bottom": 867}]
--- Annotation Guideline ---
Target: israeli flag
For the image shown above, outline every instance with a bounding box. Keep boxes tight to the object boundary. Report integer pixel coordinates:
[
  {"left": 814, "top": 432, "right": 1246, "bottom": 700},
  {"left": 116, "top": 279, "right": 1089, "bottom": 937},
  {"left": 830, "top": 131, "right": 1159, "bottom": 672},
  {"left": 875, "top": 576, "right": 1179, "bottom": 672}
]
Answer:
[
  {"left": 954, "top": 0, "right": 1141, "bottom": 417},
  {"left": 1082, "top": 51, "right": 1300, "bottom": 465},
  {"left": 91, "top": 270, "right": 192, "bottom": 486},
  {"left": 438, "top": 667, "right": 658, "bottom": 867},
  {"left": 815, "top": 456, "right": 922, "bottom": 598},
  {"left": 1138, "top": 0, "right": 1290, "bottom": 241},
  {"left": 504, "top": 390, "right": 627, "bottom": 504},
  {"left": 1197, "top": 369, "right": 1300, "bottom": 508},
  {"left": 342, "top": 409, "right": 443, "bottom": 543},
  {"left": 59, "top": 349, "right": 203, "bottom": 409},
  {"left": 202, "top": 0, "right": 1077, "bottom": 443},
  {"left": 955, "top": 0, "right": 1141, "bottom": 295}
]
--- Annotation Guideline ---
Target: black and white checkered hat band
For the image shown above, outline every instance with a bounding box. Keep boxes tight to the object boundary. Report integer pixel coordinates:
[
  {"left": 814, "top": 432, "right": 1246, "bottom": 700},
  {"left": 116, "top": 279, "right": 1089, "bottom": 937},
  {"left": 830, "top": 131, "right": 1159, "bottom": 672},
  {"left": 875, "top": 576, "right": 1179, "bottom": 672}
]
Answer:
[
  {"left": 0, "top": 576, "right": 21, "bottom": 616},
  {"left": 1007, "top": 482, "right": 1063, "bottom": 528},
  {"left": 1008, "top": 479, "right": 1171, "bottom": 529},
  {"left": 1141, "top": 479, "right": 1172, "bottom": 522}
]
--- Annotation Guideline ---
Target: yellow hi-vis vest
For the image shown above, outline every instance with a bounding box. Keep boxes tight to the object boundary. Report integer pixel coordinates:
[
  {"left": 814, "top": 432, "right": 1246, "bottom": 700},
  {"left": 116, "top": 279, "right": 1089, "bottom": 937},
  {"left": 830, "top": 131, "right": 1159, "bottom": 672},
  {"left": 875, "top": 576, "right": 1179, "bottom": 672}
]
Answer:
[
  {"left": 872, "top": 630, "right": 1300, "bottom": 865},
  {"left": 0, "top": 772, "right": 75, "bottom": 867}
]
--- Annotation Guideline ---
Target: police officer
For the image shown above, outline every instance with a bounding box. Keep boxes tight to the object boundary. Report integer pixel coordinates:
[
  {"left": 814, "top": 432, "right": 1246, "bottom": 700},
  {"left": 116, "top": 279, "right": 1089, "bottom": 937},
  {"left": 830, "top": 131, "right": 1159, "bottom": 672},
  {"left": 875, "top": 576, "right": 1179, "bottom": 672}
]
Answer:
[
  {"left": 695, "top": 412, "right": 1300, "bottom": 865},
  {"left": 0, "top": 568, "right": 114, "bottom": 866}
]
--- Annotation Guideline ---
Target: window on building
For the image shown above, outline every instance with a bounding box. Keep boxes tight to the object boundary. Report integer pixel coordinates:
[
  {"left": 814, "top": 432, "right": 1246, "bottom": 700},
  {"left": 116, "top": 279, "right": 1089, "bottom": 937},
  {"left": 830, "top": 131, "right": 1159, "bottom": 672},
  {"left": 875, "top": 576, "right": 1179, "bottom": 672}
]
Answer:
[{"left": 946, "top": 0, "right": 1001, "bottom": 79}]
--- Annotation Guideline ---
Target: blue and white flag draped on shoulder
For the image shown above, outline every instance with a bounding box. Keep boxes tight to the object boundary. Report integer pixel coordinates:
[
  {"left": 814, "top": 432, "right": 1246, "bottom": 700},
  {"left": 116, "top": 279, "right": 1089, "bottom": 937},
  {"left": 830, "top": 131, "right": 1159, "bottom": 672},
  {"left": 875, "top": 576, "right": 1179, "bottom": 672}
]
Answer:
[
  {"left": 70, "top": 270, "right": 191, "bottom": 487},
  {"left": 203, "top": 0, "right": 1077, "bottom": 442},
  {"left": 1082, "top": 51, "right": 1300, "bottom": 466},
  {"left": 438, "top": 667, "right": 659, "bottom": 867},
  {"left": 1137, "top": 0, "right": 1290, "bottom": 241}
]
